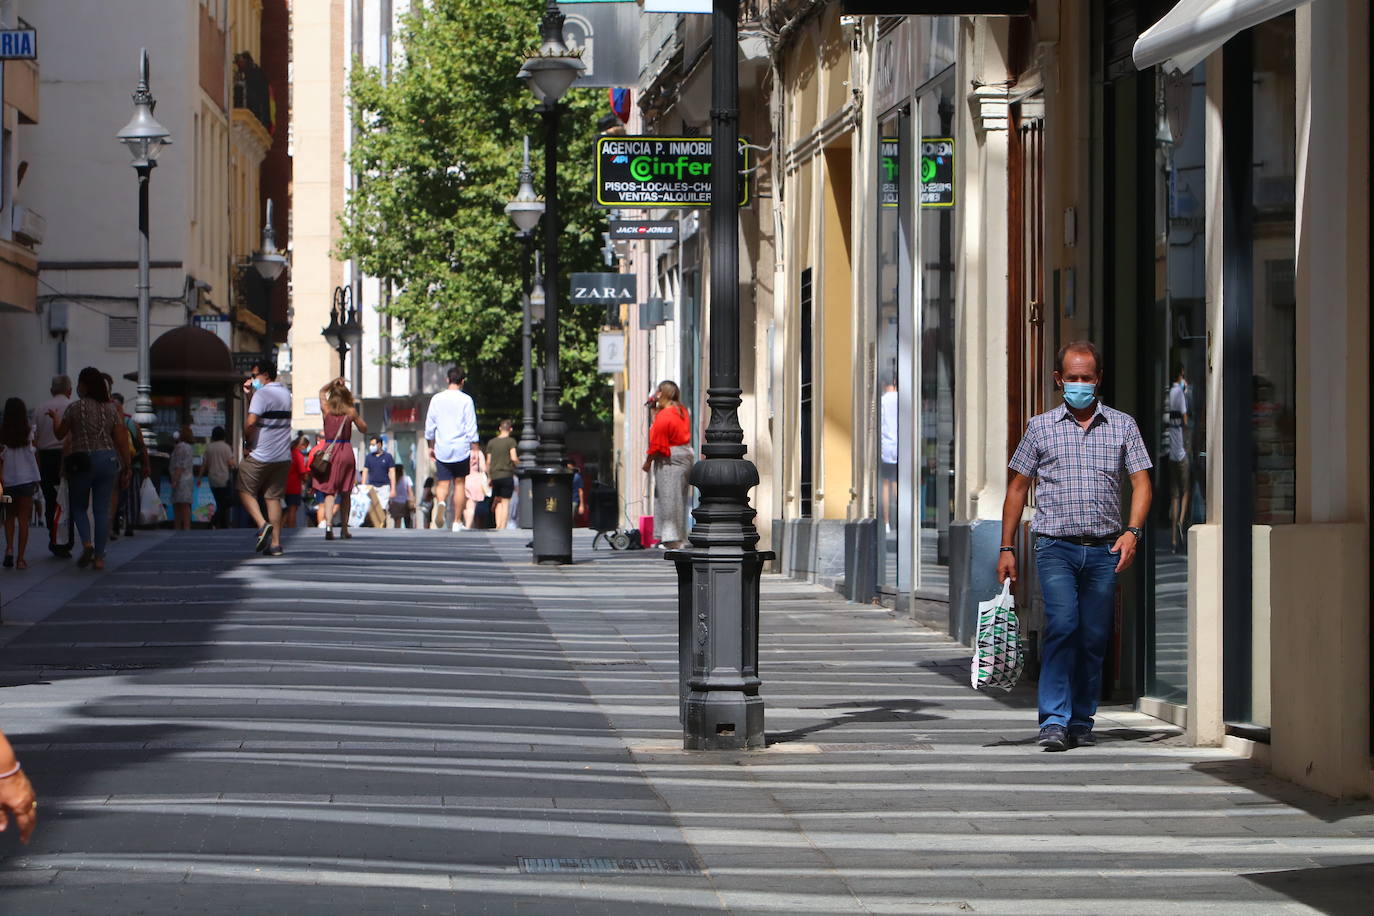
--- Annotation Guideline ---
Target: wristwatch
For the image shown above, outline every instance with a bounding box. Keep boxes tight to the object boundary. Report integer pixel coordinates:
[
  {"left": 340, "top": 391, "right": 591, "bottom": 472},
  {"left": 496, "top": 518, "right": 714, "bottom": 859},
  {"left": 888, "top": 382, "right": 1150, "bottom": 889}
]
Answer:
[{"left": 1125, "top": 526, "right": 1143, "bottom": 542}]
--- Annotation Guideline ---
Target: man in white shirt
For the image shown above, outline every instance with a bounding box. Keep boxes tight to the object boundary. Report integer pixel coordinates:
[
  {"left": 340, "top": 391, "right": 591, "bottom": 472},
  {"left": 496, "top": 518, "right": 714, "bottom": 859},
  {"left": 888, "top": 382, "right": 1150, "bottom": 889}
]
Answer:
[
  {"left": 424, "top": 366, "right": 481, "bottom": 530},
  {"left": 238, "top": 361, "right": 292, "bottom": 555},
  {"left": 1167, "top": 365, "right": 1191, "bottom": 552},
  {"left": 34, "top": 375, "right": 73, "bottom": 557}
]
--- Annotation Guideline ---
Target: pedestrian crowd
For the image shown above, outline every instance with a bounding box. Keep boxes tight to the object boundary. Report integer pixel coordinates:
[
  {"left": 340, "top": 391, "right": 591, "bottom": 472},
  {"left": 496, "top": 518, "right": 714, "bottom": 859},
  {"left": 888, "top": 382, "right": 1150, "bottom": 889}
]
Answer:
[{"left": 0, "top": 361, "right": 584, "bottom": 568}]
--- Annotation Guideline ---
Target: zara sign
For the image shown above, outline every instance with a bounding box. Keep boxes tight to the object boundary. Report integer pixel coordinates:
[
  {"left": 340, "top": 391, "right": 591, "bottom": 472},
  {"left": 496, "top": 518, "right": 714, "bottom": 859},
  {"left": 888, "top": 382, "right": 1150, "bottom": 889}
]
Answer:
[{"left": 570, "top": 273, "right": 637, "bottom": 304}]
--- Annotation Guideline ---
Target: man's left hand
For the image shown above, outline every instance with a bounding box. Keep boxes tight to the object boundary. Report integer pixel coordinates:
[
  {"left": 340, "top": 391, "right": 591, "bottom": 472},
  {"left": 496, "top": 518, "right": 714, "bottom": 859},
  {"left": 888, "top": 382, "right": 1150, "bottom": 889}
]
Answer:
[{"left": 1110, "top": 531, "right": 1139, "bottom": 573}]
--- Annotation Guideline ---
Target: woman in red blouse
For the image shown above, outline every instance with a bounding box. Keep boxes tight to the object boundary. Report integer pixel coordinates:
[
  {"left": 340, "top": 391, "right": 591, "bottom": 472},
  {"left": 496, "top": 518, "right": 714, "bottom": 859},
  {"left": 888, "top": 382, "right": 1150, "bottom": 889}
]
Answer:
[{"left": 642, "top": 380, "right": 693, "bottom": 548}]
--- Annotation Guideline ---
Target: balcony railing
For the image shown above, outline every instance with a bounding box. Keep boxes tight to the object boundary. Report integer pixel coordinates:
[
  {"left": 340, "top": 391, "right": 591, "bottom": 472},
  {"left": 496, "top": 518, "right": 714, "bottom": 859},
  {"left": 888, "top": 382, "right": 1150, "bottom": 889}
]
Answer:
[{"left": 233, "top": 53, "right": 272, "bottom": 133}]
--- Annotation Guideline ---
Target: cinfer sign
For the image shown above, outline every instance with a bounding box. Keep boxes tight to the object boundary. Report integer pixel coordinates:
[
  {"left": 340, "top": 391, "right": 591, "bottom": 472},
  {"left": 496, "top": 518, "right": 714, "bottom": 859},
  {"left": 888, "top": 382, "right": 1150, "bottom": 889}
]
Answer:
[{"left": 597, "top": 136, "right": 750, "bottom": 207}]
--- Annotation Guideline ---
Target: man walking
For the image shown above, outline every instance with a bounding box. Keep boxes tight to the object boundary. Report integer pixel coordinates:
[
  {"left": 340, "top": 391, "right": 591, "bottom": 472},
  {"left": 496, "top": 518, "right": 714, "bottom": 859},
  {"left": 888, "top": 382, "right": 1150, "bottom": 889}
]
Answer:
[
  {"left": 424, "top": 367, "right": 480, "bottom": 531},
  {"left": 361, "top": 435, "right": 396, "bottom": 528},
  {"left": 998, "top": 341, "right": 1152, "bottom": 751},
  {"left": 34, "top": 375, "right": 72, "bottom": 557},
  {"left": 238, "top": 362, "right": 292, "bottom": 556}
]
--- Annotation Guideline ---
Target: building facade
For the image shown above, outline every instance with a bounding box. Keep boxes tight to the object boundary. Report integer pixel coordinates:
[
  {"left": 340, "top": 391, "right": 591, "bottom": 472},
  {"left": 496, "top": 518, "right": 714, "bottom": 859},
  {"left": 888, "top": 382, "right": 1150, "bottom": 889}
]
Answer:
[
  {"left": 610, "top": 0, "right": 1371, "bottom": 800},
  {"left": 2, "top": 0, "right": 288, "bottom": 450}
]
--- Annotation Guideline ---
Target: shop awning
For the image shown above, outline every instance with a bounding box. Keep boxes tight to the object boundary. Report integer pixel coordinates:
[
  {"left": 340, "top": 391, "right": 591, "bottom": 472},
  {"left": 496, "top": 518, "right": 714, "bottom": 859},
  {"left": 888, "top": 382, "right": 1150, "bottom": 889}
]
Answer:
[{"left": 1133, "top": 0, "right": 1311, "bottom": 74}]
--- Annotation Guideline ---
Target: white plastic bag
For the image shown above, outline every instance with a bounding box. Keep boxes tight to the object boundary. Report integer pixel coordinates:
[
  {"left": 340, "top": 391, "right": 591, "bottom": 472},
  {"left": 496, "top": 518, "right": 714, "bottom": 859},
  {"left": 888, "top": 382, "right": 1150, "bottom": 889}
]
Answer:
[
  {"left": 138, "top": 478, "right": 165, "bottom": 526},
  {"left": 970, "top": 579, "right": 1025, "bottom": 691},
  {"left": 52, "top": 480, "right": 72, "bottom": 547},
  {"left": 347, "top": 484, "right": 370, "bottom": 528}
]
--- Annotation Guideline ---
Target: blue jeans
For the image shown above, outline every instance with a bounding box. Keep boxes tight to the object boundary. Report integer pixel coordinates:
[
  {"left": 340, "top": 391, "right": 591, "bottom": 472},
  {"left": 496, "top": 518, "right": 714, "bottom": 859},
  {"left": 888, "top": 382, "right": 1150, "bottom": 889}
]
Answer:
[
  {"left": 1034, "top": 537, "right": 1118, "bottom": 730},
  {"left": 68, "top": 449, "right": 120, "bottom": 558}
]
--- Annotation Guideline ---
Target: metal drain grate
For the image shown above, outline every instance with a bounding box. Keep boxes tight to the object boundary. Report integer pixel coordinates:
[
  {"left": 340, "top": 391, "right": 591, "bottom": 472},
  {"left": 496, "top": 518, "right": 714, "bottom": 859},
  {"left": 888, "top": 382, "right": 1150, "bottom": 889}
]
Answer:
[
  {"left": 817, "top": 743, "right": 935, "bottom": 751},
  {"left": 519, "top": 857, "right": 701, "bottom": 876}
]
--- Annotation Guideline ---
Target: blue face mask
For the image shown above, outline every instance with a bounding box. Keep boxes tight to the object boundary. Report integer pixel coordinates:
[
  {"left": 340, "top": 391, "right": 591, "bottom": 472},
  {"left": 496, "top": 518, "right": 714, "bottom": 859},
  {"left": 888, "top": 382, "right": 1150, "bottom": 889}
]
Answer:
[
  {"left": 251, "top": 378, "right": 264, "bottom": 391},
  {"left": 1062, "top": 382, "right": 1097, "bottom": 410}
]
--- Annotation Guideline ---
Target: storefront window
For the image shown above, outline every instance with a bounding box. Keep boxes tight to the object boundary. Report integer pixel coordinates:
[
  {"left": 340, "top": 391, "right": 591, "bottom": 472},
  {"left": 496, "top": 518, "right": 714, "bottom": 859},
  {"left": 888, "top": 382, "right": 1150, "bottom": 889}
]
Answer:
[
  {"left": 1245, "top": 12, "right": 1296, "bottom": 730},
  {"left": 1147, "top": 63, "right": 1207, "bottom": 704},
  {"left": 1250, "top": 17, "right": 1297, "bottom": 528},
  {"left": 876, "top": 114, "right": 905, "bottom": 591},
  {"left": 916, "top": 72, "right": 956, "bottom": 598}
]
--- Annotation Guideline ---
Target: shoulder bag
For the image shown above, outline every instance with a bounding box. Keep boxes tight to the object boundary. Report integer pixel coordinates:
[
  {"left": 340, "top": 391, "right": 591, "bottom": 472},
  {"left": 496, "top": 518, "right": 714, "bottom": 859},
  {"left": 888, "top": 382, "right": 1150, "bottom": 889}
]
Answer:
[{"left": 311, "top": 419, "right": 345, "bottom": 478}]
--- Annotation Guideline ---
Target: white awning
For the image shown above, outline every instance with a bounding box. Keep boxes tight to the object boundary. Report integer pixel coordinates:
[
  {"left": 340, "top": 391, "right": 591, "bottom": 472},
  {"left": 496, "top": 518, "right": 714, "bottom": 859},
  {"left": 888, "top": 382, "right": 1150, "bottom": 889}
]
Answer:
[{"left": 1133, "top": 0, "right": 1312, "bottom": 74}]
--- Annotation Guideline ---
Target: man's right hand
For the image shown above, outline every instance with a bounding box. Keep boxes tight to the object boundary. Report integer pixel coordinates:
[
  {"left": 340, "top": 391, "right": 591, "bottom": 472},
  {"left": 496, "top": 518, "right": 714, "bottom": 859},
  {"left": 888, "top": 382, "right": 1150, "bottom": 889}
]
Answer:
[{"left": 997, "top": 550, "right": 1017, "bottom": 584}]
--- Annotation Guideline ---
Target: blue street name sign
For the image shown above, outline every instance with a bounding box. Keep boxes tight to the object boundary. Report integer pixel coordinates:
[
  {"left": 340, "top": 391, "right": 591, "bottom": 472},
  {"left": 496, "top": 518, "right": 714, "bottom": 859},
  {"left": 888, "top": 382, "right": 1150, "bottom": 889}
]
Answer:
[{"left": 0, "top": 29, "right": 36, "bottom": 60}]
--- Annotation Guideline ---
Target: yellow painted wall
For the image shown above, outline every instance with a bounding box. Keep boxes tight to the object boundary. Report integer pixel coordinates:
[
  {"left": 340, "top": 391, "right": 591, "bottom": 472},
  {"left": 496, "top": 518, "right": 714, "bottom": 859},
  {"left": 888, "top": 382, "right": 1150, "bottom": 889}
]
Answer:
[{"left": 819, "top": 144, "right": 853, "bottom": 520}]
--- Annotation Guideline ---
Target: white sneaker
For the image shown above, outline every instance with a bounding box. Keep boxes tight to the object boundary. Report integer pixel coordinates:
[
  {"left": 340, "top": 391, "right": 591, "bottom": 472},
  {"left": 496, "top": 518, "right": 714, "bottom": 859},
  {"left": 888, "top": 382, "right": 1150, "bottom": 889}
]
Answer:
[{"left": 452, "top": 522, "right": 465, "bottom": 532}]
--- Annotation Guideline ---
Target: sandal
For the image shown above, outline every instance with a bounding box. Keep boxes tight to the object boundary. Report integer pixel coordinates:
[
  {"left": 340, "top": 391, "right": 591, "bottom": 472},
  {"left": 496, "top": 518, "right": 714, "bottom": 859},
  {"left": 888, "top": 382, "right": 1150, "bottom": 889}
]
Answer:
[
  {"left": 2, "top": 555, "right": 11, "bottom": 569},
  {"left": 92, "top": 557, "right": 105, "bottom": 571},
  {"left": 341, "top": 528, "right": 352, "bottom": 539},
  {"left": 15, "top": 558, "right": 26, "bottom": 570}
]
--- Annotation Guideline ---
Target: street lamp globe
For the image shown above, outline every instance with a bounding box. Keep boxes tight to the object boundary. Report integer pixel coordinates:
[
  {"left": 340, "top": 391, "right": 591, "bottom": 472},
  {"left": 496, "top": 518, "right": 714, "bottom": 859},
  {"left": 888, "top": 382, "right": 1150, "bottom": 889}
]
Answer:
[
  {"left": 117, "top": 49, "right": 172, "bottom": 167},
  {"left": 320, "top": 305, "right": 344, "bottom": 353},
  {"left": 517, "top": 1, "right": 585, "bottom": 105},
  {"left": 505, "top": 137, "right": 545, "bottom": 234},
  {"left": 340, "top": 295, "right": 364, "bottom": 348},
  {"left": 252, "top": 199, "right": 288, "bottom": 282},
  {"left": 529, "top": 260, "right": 546, "bottom": 323}
]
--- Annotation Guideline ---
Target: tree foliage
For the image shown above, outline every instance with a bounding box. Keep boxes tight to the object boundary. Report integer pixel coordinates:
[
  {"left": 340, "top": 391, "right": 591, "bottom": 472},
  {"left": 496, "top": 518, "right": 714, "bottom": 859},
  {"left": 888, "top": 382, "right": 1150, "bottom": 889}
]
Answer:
[{"left": 339, "top": 0, "right": 612, "bottom": 423}]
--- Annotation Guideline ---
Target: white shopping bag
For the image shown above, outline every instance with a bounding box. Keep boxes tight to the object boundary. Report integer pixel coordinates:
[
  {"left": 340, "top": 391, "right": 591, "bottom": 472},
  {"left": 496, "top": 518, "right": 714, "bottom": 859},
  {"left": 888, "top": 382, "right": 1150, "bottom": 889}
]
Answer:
[
  {"left": 138, "top": 478, "right": 165, "bottom": 525},
  {"left": 970, "top": 579, "right": 1025, "bottom": 691},
  {"left": 347, "top": 484, "right": 370, "bottom": 528},
  {"left": 52, "top": 481, "right": 72, "bottom": 547}
]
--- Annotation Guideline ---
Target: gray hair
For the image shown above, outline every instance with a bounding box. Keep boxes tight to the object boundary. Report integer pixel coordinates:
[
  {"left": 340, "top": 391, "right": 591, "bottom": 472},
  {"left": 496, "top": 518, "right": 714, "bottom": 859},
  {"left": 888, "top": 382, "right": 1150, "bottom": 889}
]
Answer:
[{"left": 51, "top": 374, "right": 72, "bottom": 395}]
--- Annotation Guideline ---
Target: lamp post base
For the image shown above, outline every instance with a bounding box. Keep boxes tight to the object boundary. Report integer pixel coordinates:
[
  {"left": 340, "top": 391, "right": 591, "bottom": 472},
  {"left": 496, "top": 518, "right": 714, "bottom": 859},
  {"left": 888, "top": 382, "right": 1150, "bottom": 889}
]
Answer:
[
  {"left": 528, "top": 466, "right": 573, "bottom": 564},
  {"left": 668, "top": 547, "right": 771, "bottom": 750}
]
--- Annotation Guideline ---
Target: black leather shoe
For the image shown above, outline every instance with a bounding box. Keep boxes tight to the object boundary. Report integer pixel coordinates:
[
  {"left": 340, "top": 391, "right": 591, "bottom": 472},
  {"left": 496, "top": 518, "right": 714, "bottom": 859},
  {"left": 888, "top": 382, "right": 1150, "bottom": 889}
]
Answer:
[{"left": 1038, "top": 724, "right": 1070, "bottom": 751}]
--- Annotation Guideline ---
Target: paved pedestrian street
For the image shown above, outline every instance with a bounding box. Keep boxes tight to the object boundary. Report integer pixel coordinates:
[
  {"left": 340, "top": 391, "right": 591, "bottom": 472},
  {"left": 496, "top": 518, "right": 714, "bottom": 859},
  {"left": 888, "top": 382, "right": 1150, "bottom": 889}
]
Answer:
[{"left": 0, "top": 529, "right": 1370, "bottom": 914}]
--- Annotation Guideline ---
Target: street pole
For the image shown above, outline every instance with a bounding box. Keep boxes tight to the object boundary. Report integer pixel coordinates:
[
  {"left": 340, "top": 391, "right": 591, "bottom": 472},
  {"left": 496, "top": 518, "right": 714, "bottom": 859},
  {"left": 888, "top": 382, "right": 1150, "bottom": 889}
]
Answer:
[
  {"left": 669, "top": 0, "right": 770, "bottom": 750},
  {"left": 529, "top": 93, "right": 573, "bottom": 564},
  {"left": 133, "top": 162, "right": 156, "bottom": 442},
  {"left": 517, "top": 230, "right": 538, "bottom": 529}
]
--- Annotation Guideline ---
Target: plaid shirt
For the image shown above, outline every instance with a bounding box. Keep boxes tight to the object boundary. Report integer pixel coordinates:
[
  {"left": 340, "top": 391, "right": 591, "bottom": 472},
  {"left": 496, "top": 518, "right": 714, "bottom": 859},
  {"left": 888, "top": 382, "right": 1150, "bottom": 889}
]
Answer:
[{"left": 1009, "top": 402, "right": 1153, "bottom": 537}]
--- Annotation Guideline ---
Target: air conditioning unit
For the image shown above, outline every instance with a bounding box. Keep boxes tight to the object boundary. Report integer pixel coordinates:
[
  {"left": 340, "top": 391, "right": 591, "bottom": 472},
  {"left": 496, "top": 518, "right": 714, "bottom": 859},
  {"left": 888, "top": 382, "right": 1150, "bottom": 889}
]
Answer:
[{"left": 11, "top": 204, "right": 45, "bottom": 247}]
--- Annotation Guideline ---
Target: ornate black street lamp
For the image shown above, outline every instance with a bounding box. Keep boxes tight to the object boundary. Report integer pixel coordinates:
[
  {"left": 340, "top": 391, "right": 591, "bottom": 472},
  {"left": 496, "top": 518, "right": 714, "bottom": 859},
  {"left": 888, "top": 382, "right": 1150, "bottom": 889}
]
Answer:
[
  {"left": 518, "top": 0, "right": 584, "bottom": 564},
  {"left": 116, "top": 49, "right": 171, "bottom": 445},
  {"left": 668, "top": 0, "right": 770, "bottom": 750},
  {"left": 321, "top": 285, "right": 361, "bottom": 378},
  {"left": 252, "top": 198, "right": 288, "bottom": 358},
  {"left": 505, "top": 137, "right": 545, "bottom": 530}
]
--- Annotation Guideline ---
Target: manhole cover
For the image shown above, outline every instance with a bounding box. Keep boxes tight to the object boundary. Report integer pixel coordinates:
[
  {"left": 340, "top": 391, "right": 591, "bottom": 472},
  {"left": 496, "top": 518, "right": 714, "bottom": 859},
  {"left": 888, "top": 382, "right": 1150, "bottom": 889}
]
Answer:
[{"left": 518, "top": 857, "right": 700, "bottom": 876}]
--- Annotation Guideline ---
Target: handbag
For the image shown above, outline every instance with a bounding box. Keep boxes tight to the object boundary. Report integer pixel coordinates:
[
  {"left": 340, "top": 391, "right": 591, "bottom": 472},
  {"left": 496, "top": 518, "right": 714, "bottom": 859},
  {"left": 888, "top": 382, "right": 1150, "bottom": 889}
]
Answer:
[
  {"left": 970, "top": 579, "right": 1025, "bottom": 691},
  {"left": 311, "top": 430, "right": 343, "bottom": 478}
]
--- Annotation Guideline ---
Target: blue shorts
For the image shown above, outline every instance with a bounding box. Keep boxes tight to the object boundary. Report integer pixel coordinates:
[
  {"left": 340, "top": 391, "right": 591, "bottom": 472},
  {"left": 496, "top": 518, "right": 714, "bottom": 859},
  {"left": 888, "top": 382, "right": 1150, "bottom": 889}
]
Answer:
[{"left": 434, "top": 457, "right": 470, "bottom": 482}]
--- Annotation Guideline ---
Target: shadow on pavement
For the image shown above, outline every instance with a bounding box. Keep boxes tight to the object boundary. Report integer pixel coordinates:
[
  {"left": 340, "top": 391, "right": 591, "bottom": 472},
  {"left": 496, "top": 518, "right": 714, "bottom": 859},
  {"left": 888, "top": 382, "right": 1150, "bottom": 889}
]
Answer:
[
  {"left": 1242, "top": 861, "right": 1374, "bottom": 915},
  {"left": 768, "top": 698, "right": 942, "bottom": 744}
]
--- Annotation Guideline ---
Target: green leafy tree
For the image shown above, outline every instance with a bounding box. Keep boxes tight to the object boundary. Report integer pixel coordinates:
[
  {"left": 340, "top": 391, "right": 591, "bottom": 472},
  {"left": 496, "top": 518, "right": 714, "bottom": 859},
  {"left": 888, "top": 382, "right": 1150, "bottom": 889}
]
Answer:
[{"left": 339, "top": 0, "right": 612, "bottom": 424}]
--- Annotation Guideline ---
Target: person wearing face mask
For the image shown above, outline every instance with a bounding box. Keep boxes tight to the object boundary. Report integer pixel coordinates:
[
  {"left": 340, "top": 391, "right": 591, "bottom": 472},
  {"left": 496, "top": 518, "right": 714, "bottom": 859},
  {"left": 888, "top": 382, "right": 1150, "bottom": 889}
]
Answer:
[
  {"left": 284, "top": 433, "right": 311, "bottom": 529},
  {"left": 997, "top": 341, "right": 1153, "bottom": 752},
  {"left": 238, "top": 362, "right": 293, "bottom": 556},
  {"left": 361, "top": 435, "right": 396, "bottom": 528}
]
